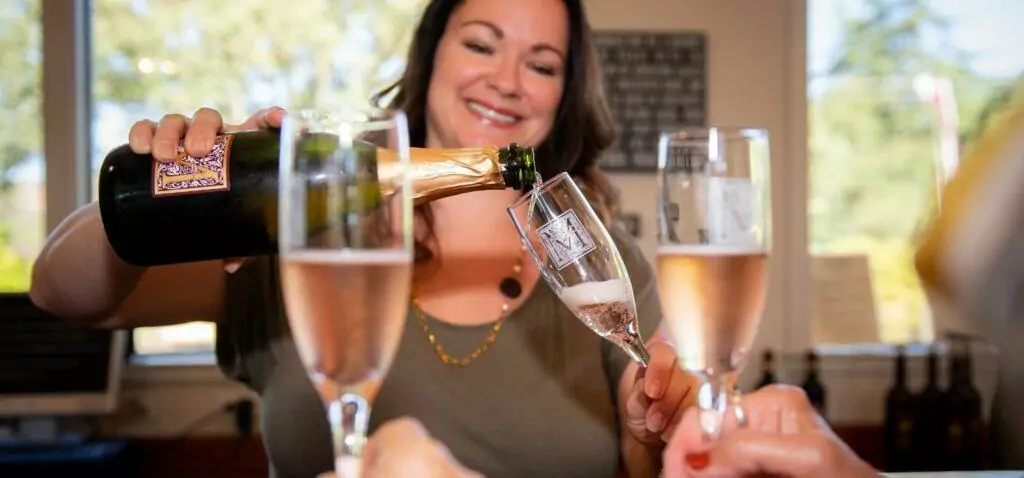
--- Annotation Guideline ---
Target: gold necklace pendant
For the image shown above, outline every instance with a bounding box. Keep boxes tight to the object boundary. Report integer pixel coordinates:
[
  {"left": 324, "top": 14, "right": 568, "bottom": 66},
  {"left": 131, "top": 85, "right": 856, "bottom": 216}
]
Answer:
[
  {"left": 414, "top": 246, "right": 526, "bottom": 367},
  {"left": 414, "top": 300, "right": 510, "bottom": 367}
]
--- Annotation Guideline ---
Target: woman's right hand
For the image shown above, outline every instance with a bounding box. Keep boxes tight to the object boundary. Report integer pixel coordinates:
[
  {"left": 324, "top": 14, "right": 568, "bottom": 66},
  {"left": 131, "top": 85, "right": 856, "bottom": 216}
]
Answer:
[
  {"left": 128, "top": 106, "right": 287, "bottom": 272},
  {"left": 128, "top": 106, "right": 286, "bottom": 161},
  {"left": 662, "top": 384, "right": 878, "bottom": 478}
]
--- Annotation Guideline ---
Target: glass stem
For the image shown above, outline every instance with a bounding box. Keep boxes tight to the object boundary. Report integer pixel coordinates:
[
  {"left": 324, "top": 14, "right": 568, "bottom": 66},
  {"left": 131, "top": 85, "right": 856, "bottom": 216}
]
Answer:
[
  {"left": 730, "top": 386, "right": 748, "bottom": 428},
  {"left": 329, "top": 392, "right": 369, "bottom": 477},
  {"left": 697, "top": 376, "right": 729, "bottom": 442},
  {"left": 619, "top": 332, "right": 651, "bottom": 367}
]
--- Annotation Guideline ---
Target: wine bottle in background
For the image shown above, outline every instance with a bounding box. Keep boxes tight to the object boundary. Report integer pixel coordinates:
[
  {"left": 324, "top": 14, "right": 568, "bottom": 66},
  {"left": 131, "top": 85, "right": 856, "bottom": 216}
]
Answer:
[
  {"left": 944, "top": 336, "right": 984, "bottom": 470},
  {"left": 756, "top": 349, "right": 777, "bottom": 390},
  {"left": 98, "top": 130, "right": 538, "bottom": 267},
  {"left": 913, "top": 344, "right": 947, "bottom": 471},
  {"left": 800, "top": 350, "right": 827, "bottom": 420},
  {"left": 883, "top": 345, "right": 917, "bottom": 472}
]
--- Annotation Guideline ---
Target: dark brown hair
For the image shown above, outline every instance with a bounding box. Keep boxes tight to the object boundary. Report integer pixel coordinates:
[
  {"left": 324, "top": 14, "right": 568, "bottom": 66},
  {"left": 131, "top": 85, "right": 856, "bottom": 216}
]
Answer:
[{"left": 373, "top": 0, "right": 619, "bottom": 264}]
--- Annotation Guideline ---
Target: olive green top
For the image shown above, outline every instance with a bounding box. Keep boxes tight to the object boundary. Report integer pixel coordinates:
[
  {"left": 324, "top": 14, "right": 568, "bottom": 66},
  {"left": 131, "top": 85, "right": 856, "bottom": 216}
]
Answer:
[{"left": 216, "top": 226, "right": 662, "bottom": 478}]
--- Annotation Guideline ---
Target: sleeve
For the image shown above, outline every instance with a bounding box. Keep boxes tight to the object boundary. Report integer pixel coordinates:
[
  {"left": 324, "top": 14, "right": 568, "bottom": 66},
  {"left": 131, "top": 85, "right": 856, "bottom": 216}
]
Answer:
[
  {"left": 215, "top": 255, "right": 283, "bottom": 393},
  {"left": 603, "top": 224, "right": 663, "bottom": 388}
]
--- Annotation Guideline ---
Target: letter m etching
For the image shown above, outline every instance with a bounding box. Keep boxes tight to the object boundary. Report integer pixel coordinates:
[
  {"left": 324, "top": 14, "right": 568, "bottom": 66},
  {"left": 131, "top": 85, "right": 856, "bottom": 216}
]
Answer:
[{"left": 537, "top": 210, "right": 597, "bottom": 270}]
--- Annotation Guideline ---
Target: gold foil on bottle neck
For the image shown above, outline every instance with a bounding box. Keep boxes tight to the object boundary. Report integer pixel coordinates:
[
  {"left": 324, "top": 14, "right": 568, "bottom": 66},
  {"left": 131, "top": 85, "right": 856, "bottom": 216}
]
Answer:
[{"left": 377, "top": 146, "right": 506, "bottom": 205}]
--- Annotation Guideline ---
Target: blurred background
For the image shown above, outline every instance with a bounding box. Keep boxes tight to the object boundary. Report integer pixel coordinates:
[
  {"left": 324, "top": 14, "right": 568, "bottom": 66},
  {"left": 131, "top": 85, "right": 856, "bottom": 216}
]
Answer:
[{"left": 1, "top": 0, "right": 1022, "bottom": 475}]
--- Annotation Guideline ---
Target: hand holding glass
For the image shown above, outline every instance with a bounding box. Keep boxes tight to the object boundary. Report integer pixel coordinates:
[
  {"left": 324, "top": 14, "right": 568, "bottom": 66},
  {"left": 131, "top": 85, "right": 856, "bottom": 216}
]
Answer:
[
  {"left": 278, "top": 109, "right": 413, "bottom": 477},
  {"left": 655, "top": 127, "right": 771, "bottom": 441},
  {"left": 508, "top": 172, "right": 650, "bottom": 365}
]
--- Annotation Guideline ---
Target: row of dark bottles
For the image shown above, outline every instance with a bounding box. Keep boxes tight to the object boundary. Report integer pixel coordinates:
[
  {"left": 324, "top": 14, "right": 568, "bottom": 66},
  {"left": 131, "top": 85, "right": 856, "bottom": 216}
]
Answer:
[{"left": 883, "top": 335, "right": 985, "bottom": 472}]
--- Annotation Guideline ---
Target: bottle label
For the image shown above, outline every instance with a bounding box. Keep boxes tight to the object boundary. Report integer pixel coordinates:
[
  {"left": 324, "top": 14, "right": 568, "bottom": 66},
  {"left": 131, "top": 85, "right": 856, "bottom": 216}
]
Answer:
[
  {"left": 152, "top": 135, "right": 233, "bottom": 197},
  {"left": 537, "top": 209, "right": 597, "bottom": 270}
]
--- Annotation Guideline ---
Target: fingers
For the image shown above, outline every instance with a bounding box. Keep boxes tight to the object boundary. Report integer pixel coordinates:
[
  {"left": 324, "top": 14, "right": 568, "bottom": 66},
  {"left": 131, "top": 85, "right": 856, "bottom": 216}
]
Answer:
[
  {"left": 152, "top": 114, "right": 190, "bottom": 162},
  {"left": 643, "top": 341, "right": 678, "bottom": 399},
  {"left": 128, "top": 119, "right": 157, "bottom": 154},
  {"left": 132, "top": 106, "right": 284, "bottom": 162},
  {"left": 184, "top": 107, "right": 224, "bottom": 157},
  {"left": 648, "top": 367, "right": 696, "bottom": 436},
  {"left": 712, "top": 429, "right": 846, "bottom": 477},
  {"left": 624, "top": 369, "right": 653, "bottom": 436},
  {"left": 740, "top": 384, "right": 820, "bottom": 433},
  {"left": 227, "top": 106, "right": 286, "bottom": 132}
]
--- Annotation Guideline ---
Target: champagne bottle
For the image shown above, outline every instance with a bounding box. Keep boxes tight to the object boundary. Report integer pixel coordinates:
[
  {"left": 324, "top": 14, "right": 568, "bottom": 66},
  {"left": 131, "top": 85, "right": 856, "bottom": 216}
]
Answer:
[
  {"left": 883, "top": 345, "right": 916, "bottom": 472},
  {"left": 913, "top": 344, "right": 947, "bottom": 471},
  {"left": 944, "top": 336, "right": 984, "bottom": 470},
  {"left": 97, "top": 129, "right": 538, "bottom": 267},
  {"left": 800, "top": 350, "right": 827, "bottom": 420},
  {"left": 756, "top": 349, "right": 776, "bottom": 390}
]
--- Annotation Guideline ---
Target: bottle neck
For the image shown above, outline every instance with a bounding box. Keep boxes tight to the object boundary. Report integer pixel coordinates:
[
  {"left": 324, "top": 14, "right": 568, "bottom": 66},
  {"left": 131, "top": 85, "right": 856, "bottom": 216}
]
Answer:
[
  {"left": 376, "top": 143, "right": 535, "bottom": 205},
  {"left": 895, "top": 355, "right": 907, "bottom": 384},
  {"left": 926, "top": 353, "right": 939, "bottom": 384},
  {"left": 498, "top": 143, "right": 538, "bottom": 191}
]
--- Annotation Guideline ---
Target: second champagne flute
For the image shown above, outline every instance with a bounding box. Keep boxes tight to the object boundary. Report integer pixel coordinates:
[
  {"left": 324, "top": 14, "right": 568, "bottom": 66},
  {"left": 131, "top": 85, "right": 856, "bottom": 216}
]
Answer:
[
  {"left": 656, "top": 126, "right": 772, "bottom": 441},
  {"left": 278, "top": 108, "right": 414, "bottom": 477},
  {"left": 508, "top": 172, "right": 650, "bottom": 365}
]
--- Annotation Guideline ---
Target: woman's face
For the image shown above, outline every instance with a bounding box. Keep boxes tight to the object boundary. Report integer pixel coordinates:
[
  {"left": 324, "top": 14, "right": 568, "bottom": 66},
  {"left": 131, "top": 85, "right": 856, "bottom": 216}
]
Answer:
[{"left": 425, "top": 0, "right": 568, "bottom": 149}]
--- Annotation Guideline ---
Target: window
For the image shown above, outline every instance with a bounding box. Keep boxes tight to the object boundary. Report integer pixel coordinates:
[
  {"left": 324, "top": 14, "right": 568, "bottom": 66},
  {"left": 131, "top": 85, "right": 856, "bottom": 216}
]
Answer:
[
  {"left": 0, "top": 0, "right": 43, "bottom": 292},
  {"left": 808, "top": 0, "right": 1024, "bottom": 344},
  {"left": 89, "top": 0, "right": 425, "bottom": 356}
]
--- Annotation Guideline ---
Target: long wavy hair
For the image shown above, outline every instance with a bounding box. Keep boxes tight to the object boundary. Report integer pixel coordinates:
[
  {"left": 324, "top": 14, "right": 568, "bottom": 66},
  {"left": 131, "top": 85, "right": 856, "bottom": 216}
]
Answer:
[{"left": 373, "top": 0, "right": 619, "bottom": 266}]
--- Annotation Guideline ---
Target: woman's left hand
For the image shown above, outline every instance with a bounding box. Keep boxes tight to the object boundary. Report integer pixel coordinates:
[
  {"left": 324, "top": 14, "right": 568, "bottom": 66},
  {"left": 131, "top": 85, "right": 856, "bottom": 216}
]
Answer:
[{"left": 624, "top": 341, "right": 699, "bottom": 446}]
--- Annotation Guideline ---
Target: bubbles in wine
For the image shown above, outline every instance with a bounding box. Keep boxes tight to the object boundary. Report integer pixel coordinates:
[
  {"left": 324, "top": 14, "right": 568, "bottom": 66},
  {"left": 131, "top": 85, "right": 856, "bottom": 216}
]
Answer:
[{"left": 558, "top": 279, "right": 637, "bottom": 336}]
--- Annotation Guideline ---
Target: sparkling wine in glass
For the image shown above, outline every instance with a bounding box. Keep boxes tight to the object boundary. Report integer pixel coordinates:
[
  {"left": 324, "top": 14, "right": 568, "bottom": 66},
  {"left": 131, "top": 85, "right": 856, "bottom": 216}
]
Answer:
[
  {"left": 656, "top": 126, "right": 771, "bottom": 440},
  {"left": 508, "top": 172, "right": 650, "bottom": 365},
  {"left": 278, "top": 108, "right": 413, "bottom": 477}
]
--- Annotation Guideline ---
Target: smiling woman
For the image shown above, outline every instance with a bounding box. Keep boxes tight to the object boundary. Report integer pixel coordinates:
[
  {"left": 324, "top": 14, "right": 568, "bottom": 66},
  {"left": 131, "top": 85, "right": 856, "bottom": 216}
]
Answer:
[{"left": 30, "top": 0, "right": 697, "bottom": 477}]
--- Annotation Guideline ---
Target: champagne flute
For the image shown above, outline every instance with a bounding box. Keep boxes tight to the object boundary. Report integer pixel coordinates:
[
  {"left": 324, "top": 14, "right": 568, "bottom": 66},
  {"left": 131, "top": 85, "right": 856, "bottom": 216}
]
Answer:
[
  {"left": 655, "top": 126, "right": 771, "bottom": 441},
  {"left": 278, "top": 108, "right": 413, "bottom": 477},
  {"left": 508, "top": 172, "right": 650, "bottom": 366}
]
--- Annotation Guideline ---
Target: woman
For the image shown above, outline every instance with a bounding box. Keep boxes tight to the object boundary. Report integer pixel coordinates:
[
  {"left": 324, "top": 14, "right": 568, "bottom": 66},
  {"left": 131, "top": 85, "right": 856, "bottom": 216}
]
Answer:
[{"left": 29, "top": 0, "right": 697, "bottom": 477}]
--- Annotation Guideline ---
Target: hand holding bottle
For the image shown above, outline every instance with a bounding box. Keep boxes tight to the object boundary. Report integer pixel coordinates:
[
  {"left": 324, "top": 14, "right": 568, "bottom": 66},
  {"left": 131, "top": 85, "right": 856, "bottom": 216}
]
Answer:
[
  {"left": 124, "top": 106, "right": 287, "bottom": 272},
  {"left": 128, "top": 106, "right": 287, "bottom": 162},
  {"left": 662, "top": 384, "right": 877, "bottom": 478}
]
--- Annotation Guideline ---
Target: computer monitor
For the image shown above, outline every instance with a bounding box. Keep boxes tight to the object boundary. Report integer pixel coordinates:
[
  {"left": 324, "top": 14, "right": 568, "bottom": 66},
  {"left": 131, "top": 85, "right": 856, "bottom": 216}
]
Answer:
[{"left": 0, "top": 293, "right": 127, "bottom": 419}]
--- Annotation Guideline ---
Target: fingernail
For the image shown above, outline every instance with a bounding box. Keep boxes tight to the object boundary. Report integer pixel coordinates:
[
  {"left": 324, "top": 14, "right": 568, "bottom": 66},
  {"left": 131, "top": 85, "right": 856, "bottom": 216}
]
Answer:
[
  {"left": 647, "top": 411, "right": 665, "bottom": 432},
  {"left": 685, "top": 452, "right": 710, "bottom": 470},
  {"left": 646, "top": 380, "right": 662, "bottom": 398}
]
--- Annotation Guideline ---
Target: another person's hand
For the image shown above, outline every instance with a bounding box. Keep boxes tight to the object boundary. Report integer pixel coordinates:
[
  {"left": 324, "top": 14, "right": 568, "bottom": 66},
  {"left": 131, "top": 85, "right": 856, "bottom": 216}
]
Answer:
[
  {"left": 624, "top": 341, "right": 699, "bottom": 446},
  {"left": 662, "top": 384, "right": 877, "bottom": 478},
  {"left": 127, "top": 106, "right": 287, "bottom": 273},
  {"left": 319, "top": 417, "right": 482, "bottom": 478}
]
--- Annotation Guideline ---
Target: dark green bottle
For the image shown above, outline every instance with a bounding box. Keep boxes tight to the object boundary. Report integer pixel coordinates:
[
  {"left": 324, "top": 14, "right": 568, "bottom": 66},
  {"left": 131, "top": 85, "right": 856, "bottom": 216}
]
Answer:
[{"left": 97, "top": 129, "right": 537, "bottom": 267}]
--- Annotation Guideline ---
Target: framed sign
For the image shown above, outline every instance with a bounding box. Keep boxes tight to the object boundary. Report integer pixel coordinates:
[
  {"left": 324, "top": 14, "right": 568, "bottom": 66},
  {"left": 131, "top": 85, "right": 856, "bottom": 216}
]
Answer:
[{"left": 594, "top": 31, "right": 708, "bottom": 172}]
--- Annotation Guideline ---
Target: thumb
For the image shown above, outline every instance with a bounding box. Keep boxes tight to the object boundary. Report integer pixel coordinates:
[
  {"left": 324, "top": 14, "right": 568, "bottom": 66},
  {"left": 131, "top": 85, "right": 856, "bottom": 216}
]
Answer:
[{"left": 706, "top": 429, "right": 833, "bottom": 477}]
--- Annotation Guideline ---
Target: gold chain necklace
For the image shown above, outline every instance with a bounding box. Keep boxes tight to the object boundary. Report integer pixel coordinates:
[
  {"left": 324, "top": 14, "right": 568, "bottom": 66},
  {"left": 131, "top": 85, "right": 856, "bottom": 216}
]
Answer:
[{"left": 413, "top": 247, "right": 526, "bottom": 367}]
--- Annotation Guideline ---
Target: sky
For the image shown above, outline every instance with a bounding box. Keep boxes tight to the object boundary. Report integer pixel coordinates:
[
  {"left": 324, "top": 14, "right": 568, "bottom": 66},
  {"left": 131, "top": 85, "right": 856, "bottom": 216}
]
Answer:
[{"left": 7, "top": 0, "right": 1024, "bottom": 183}]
